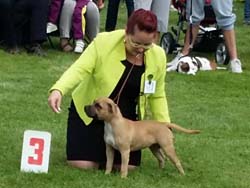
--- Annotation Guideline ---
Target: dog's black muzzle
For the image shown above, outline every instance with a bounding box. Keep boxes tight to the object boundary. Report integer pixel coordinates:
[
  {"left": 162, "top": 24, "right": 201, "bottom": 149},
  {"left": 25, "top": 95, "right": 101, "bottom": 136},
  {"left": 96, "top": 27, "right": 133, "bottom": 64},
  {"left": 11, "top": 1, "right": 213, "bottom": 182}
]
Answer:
[{"left": 84, "top": 105, "right": 98, "bottom": 119}]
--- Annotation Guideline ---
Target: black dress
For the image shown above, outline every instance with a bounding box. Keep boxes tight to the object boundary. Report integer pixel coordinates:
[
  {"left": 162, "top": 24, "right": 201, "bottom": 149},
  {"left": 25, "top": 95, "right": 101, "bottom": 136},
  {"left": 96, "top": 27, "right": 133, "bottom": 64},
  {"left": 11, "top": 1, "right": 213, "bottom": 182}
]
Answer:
[{"left": 67, "top": 60, "right": 145, "bottom": 166}]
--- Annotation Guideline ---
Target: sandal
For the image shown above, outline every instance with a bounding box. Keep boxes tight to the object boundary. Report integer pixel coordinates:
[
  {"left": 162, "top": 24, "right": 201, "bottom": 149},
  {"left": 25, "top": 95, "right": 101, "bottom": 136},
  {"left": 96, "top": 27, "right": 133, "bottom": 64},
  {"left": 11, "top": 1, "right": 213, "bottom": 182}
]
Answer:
[
  {"left": 60, "top": 41, "right": 73, "bottom": 52},
  {"left": 97, "top": 1, "right": 104, "bottom": 10}
]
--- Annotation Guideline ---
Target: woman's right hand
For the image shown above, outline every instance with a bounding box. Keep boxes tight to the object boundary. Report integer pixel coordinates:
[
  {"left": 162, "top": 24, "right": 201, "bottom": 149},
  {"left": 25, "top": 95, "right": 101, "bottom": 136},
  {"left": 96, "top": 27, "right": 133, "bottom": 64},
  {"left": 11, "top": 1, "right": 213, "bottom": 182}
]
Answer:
[{"left": 48, "top": 90, "right": 62, "bottom": 113}]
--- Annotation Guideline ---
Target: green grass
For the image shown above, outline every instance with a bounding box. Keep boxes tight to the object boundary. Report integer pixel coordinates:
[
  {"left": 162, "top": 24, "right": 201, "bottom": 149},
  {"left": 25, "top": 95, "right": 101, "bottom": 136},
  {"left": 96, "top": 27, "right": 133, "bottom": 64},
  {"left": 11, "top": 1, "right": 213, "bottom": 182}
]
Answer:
[{"left": 1, "top": 2, "right": 250, "bottom": 188}]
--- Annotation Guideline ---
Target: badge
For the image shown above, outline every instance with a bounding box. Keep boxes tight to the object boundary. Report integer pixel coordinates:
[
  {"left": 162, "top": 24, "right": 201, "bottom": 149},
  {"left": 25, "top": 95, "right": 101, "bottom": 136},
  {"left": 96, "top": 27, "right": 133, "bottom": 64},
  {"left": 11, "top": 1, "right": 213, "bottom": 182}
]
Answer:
[{"left": 144, "top": 74, "right": 156, "bottom": 94}]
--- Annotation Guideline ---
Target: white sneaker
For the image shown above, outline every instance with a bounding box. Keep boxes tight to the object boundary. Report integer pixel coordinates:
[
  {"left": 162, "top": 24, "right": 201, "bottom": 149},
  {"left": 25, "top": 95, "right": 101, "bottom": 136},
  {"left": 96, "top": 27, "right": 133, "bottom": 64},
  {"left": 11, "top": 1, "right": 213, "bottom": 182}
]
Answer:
[
  {"left": 229, "top": 59, "right": 243, "bottom": 73},
  {"left": 74, "top": 39, "right": 85, "bottom": 53},
  {"left": 46, "top": 22, "right": 58, "bottom": 34},
  {"left": 166, "top": 52, "right": 184, "bottom": 72}
]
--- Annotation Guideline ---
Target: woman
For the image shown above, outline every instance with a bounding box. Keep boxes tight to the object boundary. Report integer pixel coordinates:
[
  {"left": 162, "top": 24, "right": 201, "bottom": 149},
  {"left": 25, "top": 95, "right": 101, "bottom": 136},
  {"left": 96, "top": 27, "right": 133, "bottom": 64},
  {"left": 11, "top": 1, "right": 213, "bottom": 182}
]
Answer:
[{"left": 48, "top": 9, "right": 171, "bottom": 170}]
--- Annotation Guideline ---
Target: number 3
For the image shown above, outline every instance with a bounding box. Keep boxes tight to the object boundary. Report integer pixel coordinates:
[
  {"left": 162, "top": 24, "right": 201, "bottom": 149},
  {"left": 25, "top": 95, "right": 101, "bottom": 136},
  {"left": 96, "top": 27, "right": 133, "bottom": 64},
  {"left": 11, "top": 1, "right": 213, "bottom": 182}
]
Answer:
[{"left": 28, "top": 138, "right": 44, "bottom": 165}]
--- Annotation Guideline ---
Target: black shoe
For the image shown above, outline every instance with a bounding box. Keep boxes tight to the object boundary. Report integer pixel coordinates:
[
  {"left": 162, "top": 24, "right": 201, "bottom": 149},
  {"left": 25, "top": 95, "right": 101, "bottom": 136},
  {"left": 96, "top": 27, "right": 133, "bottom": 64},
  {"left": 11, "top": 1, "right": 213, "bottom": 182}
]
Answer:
[
  {"left": 27, "top": 43, "right": 47, "bottom": 57},
  {"left": 7, "top": 46, "right": 20, "bottom": 54},
  {"left": 243, "top": 20, "right": 250, "bottom": 25}
]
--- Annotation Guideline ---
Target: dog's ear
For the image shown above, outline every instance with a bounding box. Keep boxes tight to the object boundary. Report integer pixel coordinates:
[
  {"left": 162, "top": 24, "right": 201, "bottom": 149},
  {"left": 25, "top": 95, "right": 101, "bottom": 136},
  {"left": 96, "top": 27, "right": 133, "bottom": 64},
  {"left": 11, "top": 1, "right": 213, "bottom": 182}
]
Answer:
[
  {"left": 94, "top": 102, "right": 102, "bottom": 110},
  {"left": 107, "top": 103, "right": 117, "bottom": 114}
]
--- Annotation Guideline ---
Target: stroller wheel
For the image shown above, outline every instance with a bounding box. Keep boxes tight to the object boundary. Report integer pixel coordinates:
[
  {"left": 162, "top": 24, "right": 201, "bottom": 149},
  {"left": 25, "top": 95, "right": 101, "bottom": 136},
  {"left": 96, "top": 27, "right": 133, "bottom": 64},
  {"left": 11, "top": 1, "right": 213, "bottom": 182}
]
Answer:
[
  {"left": 215, "top": 42, "right": 230, "bottom": 65},
  {"left": 160, "top": 32, "right": 175, "bottom": 54}
]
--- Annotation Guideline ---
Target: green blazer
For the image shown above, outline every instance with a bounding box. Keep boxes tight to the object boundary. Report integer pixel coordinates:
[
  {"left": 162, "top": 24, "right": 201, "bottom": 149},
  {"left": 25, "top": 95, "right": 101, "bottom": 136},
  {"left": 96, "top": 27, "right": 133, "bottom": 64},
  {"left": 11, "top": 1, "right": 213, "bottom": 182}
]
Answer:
[{"left": 50, "top": 30, "right": 171, "bottom": 125}]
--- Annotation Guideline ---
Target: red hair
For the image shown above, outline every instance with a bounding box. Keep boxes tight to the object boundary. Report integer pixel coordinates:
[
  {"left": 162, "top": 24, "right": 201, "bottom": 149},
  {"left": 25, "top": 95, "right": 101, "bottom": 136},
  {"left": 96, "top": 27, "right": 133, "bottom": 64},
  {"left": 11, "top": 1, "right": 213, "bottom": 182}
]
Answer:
[{"left": 126, "top": 9, "right": 157, "bottom": 34}]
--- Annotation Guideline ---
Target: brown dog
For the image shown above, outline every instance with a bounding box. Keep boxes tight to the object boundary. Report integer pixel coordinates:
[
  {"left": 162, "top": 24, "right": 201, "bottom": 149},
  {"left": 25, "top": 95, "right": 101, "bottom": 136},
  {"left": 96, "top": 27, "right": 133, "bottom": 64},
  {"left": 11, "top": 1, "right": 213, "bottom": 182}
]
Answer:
[{"left": 84, "top": 97, "right": 200, "bottom": 178}]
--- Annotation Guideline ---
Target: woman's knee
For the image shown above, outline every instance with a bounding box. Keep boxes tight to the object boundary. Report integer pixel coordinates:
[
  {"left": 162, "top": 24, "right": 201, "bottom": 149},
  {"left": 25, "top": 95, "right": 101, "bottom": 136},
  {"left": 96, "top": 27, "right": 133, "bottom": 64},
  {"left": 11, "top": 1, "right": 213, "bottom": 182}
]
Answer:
[
  {"left": 63, "top": 0, "right": 76, "bottom": 8},
  {"left": 86, "top": 1, "right": 99, "bottom": 15},
  {"left": 67, "top": 160, "right": 99, "bottom": 169},
  {"left": 85, "top": 1, "right": 100, "bottom": 40}
]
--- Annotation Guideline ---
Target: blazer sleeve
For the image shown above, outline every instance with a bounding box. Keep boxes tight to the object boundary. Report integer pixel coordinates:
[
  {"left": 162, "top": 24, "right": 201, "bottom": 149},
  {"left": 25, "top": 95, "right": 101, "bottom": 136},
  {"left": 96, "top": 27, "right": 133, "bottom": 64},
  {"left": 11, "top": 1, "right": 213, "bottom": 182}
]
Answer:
[{"left": 49, "top": 38, "right": 99, "bottom": 95}]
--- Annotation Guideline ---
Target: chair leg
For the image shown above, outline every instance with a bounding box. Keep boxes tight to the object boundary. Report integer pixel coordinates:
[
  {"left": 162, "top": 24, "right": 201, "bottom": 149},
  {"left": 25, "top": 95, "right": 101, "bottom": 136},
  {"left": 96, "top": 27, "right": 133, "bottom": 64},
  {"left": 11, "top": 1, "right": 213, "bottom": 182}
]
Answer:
[{"left": 47, "top": 35, "right": 54, "bottom": 49}]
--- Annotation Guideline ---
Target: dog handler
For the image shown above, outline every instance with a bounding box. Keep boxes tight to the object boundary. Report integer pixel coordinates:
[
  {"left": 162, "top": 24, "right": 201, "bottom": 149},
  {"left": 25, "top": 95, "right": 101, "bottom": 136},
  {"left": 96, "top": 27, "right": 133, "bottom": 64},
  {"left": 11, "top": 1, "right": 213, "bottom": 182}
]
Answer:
[{"left": 48, "top": 9, "right": 171, "bottom": 170}]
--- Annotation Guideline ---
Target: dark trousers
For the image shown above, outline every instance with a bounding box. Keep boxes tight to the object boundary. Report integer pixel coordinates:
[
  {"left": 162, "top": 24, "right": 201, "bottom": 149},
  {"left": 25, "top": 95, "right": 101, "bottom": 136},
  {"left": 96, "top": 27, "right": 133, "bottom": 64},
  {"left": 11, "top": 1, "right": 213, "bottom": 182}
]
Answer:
[
  {"left": 13, "top": 0, "right": 49, "bottom": 45},
  {"left": 245, "top": 0, "right": 250, "bottom": 21},
  {"left": 105, "top": 0, "right": 134, "bottom": 31},
  {"left": 48, "top": 0, "right": 62, "bottom": 24},
  {"left": 0, "top": 0, "right": 17, "bottom": 47}
]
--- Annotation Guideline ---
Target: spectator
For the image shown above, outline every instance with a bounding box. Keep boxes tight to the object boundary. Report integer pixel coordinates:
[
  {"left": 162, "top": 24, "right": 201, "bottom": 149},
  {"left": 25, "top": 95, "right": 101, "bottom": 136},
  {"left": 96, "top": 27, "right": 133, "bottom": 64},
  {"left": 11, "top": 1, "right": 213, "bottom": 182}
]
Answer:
[
  {"left": 105, "top": 0, "right": 134, "bottom": 31},
  {"left": 134, "top": 0, "right": 171, "bottom": 43},
  {"left": 48, "top": 9, "right": 170, "bottom": 170},
  {"left": 244, "top": 0, "right": 250, "bottom": 25},
  {"left": 46, "top": 0, "right": 62, "bottom": 34},
  {"left": 168, "top": 0, "right": 243, "bottom": 73},
  {"left": 47, "top": 0, "right": 93, "bottom": 53},
  {"left": 0, "top": 0, "right": 48, "bottom": 56},
  {"left": 14, "top": 0, "right": 49, "bottom": 56},
  {"left": 0, "top": 0, "right": 18, "bottom": 54},
  {"left": 55, "top": 0, "right": 100, "bottom": 53}
]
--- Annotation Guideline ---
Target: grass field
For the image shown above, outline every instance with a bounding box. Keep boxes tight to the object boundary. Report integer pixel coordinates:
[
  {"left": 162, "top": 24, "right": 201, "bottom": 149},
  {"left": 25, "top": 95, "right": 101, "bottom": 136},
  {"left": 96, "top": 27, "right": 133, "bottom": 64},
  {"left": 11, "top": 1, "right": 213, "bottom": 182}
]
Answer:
[{"left": 0, "top": 2, "right": 250, "bottom": 188}]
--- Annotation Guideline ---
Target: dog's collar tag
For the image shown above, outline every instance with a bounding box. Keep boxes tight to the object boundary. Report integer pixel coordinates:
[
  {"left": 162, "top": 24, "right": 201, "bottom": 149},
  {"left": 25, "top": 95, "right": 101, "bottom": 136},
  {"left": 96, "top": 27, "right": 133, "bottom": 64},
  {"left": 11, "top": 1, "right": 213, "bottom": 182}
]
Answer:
[{"left": 144, "top": 80, "right": 156, "bottom": 94}]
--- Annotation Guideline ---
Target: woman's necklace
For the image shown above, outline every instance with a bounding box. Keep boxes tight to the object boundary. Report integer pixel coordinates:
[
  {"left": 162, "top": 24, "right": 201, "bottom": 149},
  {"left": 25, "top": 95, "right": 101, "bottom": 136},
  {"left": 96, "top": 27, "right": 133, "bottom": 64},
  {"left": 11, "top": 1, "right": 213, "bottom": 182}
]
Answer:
[
  {"left": 113, "top": 53, "right": 143, "bottom": 104},
  {"left": 126, "top": 52, "right": 144, "bottom": 66}
]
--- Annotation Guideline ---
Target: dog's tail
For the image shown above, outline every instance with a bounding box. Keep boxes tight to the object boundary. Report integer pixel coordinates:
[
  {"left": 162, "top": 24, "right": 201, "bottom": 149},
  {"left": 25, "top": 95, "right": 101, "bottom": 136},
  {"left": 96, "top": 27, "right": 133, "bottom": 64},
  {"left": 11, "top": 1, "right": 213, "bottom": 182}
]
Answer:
[{"left": 167, "top": 123, "right": 201, "bottom": 134}]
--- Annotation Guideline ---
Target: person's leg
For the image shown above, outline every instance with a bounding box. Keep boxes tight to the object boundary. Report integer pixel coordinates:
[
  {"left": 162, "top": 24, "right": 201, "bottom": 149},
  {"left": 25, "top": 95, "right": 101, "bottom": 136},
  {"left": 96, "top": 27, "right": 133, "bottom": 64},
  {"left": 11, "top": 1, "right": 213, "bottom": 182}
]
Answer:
[
  {"left": 134, "top": 0, "right": 151, "bottom": 10},
  {"left": 151, "top": 0, "right": 171, "bottom": 43},
  {"left": 184, "top": 0, "right": 205, "bottom": 52},
  {"left": 223, "top": 29, "right": 237, "bottom": 60},
  {"left": 48, "top": 0, "right": 63, "bottom": 24},
  {"left": 72, "top": 0, "right": 89, "bottom": 40},
  {"left": 105, "top": 0, "right": 120, "bottom": 31},
  {"left": 47, "top": 0, "right": 63, "bottom": 33},
  {"left": 13, "top": 0, "right": 30, "bottom": 45},
  {"left": 72, "top": 0, "right": 89, "bottom": 53},
  {"left": 85, "top": 1, "right": 100, "bottom": 41},
  {"left": 59, "top": 0, "right": 76, "bottom": 39},
  {"left": 66, "top": 101, "right": 106, "bottom": 169},
  {"left": 167, "top": 0, "right": 204, "bottom": 67},
  {"left": 212, "top": 0, "right": 242, "bottom": 73},
  {"left": 24, "top": 0, "right": 48, "bottom": 56},
  {"left": 0, "top": 0, "right": 17, "bottom": 51},
  {"left": 59, "top": 0, "right": 76, "bottom": 51},
  {"left": 67, "top": 160, "right": 99, "bottom": 169},
  {"left": 182, "top": 25, "right": 200, "bottom": 55},
  {"left": 30, "top": 0, "right": 48, "bottom": 44},
  {"left": 125, "top": 0, "right": 134, "bottom": 18},
  {"left": 244, "top": 0, "right": 250, "bottom": 24}
]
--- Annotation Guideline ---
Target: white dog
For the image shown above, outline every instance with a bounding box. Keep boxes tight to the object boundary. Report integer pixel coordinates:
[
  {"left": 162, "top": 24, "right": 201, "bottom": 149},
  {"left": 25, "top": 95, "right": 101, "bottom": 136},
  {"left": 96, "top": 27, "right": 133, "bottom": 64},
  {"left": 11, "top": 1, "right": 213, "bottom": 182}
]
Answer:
[{"left": 167, "top": 56, "right": 217, "bottom": 75}]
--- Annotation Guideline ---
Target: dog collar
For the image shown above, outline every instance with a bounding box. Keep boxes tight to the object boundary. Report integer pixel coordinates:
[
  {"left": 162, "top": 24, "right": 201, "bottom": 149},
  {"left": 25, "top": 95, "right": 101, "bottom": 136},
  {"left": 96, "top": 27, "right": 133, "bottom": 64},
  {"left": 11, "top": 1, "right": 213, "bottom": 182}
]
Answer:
[{"left": 192, "top": 57, "right": 202, "bottom": 69}]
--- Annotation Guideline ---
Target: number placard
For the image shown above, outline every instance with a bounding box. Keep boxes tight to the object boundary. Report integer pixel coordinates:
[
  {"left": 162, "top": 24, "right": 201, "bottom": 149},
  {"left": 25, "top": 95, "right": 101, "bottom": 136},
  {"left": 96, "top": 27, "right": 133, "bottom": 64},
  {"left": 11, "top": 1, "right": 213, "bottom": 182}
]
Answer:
[{"left": 20, "top": 130, "right": 51, "bottom": 173}]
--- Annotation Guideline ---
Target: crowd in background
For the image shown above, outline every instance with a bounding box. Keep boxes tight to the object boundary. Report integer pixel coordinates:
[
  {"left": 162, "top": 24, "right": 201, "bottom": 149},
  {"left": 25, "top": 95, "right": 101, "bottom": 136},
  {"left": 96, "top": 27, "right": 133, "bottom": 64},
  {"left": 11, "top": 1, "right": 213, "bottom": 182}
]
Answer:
[{"left": 0, "top": 0, "right": 248, "bottom": 60}]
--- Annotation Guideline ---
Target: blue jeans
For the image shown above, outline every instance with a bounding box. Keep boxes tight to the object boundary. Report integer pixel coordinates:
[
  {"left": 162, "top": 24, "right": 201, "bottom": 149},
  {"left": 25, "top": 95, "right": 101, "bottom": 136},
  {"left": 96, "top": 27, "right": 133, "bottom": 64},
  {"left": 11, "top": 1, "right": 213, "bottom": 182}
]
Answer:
[{"left": 245, "top": 0, "right": 250, "bottom": 21}]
